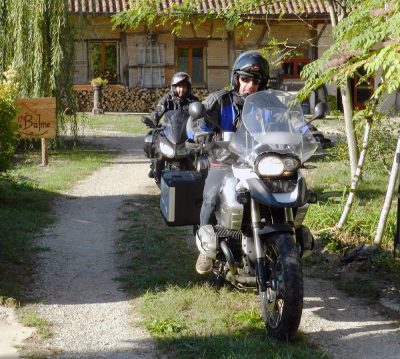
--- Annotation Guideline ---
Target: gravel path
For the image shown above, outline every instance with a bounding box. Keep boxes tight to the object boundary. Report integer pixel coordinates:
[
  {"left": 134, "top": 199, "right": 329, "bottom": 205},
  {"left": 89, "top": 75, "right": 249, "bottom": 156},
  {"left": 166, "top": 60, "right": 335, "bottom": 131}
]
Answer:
[
  {"left": 302, "top": 278, "right": 400, "bottom": 358},
  {"left": 1, "top": 131, "right": 400, "bottom": 358},
  {"left": 29, "top": 134, "right": 157, "bottom": 358}
]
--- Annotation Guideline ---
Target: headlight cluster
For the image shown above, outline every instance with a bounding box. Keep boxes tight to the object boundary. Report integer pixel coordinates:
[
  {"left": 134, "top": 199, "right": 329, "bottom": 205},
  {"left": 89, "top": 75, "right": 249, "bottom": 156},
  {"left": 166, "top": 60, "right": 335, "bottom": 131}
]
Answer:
[
  {"left": 255, "top": 155, "right": 300, "bottom": 177},
  {"left": 160, "top": 142, "right": 175, "bottom": 158}
]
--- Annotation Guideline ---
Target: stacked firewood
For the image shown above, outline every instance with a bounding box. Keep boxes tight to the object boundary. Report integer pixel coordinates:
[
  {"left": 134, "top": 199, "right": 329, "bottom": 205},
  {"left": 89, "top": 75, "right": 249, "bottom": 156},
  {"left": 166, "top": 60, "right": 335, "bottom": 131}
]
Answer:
[{"left": 74, "top": 87, "right": 210, "bottom": 113}]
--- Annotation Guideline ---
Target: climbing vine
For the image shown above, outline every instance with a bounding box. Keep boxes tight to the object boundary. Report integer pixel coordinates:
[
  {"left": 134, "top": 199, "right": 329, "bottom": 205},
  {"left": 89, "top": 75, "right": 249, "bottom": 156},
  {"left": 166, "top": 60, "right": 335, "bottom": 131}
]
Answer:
[{"left": 112, "top": 0, "right": 275, "bottom": 35}]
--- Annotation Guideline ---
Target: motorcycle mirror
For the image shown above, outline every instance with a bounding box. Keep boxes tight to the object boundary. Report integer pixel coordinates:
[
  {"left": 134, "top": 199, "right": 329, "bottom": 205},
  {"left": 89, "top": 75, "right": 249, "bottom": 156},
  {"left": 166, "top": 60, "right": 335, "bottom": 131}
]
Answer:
[
  {"left": 189, "top": 101, "right": 206, "bottom": 120},
  {"left": 312, "top": 102, "right": 328, "bottom": 121}
]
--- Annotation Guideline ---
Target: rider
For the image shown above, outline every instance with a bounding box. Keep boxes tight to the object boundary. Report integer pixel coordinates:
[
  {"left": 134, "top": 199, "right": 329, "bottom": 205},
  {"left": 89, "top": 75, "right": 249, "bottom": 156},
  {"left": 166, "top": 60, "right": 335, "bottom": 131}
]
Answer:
[
  {"left": 148, "top": 72, "right": 199, "bottom": 178},
  {"left": 190, "top": 50, "right": 270, "bottom": 274},
  {"left": 150, "top": 71, "right": 199, "bottom": 127}
]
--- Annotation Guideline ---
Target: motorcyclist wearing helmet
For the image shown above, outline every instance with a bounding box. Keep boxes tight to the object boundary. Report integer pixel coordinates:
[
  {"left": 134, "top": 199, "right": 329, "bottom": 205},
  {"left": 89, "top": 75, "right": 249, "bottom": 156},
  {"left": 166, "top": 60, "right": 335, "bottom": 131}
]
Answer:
[
  {"left": 191, "top": 51, "right": 270, "bottom": 274},
  {"left": 148, "top": 72, "right": 199, "bottom": 178},
  {"left": 150, "top": 72, "right": 199, "bottom": 127}
]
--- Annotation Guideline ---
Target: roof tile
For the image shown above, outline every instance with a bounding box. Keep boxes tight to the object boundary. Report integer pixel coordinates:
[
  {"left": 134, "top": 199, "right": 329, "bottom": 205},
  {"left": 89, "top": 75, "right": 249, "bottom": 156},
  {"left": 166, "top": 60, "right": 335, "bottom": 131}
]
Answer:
[{"left": 69, "top": 0, "right": 329, "bottom": 16}]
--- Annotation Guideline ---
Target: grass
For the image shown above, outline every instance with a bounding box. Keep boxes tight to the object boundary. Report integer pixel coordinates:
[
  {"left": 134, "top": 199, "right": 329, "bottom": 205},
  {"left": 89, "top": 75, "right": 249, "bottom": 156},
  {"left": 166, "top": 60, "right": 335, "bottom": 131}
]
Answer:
[
  {"left": 301, "top": 153, "right": 400, "bottom": 301},
  {"left": 0, "top": 140, "right": 115, "bottom": 303},
  {"left": 19, "top": 308, "right": 52, "bottom": 339},
  {"left": 303, "top": 155, "right": 398, "bottom": 248},
  {"left": 81, "top": 113, "right": 149, "bottom": 135},
  {"left": 118, "top": 195, "right": 329, "bottom": 359}
]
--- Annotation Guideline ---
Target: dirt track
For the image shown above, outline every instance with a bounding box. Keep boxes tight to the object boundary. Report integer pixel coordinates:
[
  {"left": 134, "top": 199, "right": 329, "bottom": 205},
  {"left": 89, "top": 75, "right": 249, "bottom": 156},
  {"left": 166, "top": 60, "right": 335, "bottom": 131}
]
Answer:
[{"left": 1, "top": 131, "right": 399, "bottom": 358}]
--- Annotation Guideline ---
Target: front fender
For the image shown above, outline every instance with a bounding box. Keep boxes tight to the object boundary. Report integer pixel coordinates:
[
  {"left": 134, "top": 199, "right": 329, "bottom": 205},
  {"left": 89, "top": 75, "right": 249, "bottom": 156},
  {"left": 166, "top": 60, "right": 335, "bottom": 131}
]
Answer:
[
  {"left": 247, "top": 177, "right": 309, "bottom": 208},
  {"left": 258, "top": 223, "right": 294, "bottom": 237}
]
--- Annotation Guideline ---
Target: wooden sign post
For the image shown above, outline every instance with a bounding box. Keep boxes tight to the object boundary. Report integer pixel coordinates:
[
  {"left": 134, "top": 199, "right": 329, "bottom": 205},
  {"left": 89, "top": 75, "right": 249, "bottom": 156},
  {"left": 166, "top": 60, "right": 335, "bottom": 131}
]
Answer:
[{"left": 15, "top": 97, "right": 56, "bottom": 166}]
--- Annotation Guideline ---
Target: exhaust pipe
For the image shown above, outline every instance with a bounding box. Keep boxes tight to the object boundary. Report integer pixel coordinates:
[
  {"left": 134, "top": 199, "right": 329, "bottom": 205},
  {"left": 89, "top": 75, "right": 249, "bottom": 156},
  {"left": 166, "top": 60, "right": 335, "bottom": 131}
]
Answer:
[
  {"left": 220, "top": 241, "right": 237, "bottom": 274},
  {"left": 220, "top": 241, "right": 256, "bottom": 286}
]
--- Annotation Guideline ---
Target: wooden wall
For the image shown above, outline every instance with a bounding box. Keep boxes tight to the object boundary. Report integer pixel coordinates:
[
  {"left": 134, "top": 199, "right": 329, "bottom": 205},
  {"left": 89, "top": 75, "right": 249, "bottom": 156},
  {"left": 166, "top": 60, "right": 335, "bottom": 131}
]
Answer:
[{"left": 72, "top": 14, "right": 320, "bottom": 92}]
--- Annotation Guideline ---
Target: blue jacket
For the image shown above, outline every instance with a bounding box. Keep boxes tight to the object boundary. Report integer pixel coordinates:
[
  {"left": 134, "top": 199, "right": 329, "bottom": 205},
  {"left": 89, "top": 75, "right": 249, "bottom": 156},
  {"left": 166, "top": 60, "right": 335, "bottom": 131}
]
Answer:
[{"left": 191, "top": 90, "right": 244, "bottom": 163}]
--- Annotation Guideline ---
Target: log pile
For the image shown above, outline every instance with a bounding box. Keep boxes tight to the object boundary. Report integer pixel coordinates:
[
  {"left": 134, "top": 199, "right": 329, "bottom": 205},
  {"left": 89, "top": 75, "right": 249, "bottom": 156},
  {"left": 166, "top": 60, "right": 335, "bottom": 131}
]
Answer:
[{"left": 75, "top": 87, "right": 210, "bottom": 113}]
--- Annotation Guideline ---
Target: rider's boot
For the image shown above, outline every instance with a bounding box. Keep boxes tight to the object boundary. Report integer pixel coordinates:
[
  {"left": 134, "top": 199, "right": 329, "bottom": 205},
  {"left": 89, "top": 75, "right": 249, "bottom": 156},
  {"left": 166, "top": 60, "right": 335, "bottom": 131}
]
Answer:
[
  {"left": 195, "top": 225, "right": 217, "bottom": 274},
  {"left": 195, "top": 253, "right": 213, "bottom": 274}
]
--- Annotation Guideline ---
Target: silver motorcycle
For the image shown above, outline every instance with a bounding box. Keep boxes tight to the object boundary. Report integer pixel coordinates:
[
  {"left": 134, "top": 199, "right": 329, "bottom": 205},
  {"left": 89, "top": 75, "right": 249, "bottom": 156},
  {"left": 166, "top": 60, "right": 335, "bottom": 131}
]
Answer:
[{"left": 191, "top": 89, "right": 327, "bottom": 340}]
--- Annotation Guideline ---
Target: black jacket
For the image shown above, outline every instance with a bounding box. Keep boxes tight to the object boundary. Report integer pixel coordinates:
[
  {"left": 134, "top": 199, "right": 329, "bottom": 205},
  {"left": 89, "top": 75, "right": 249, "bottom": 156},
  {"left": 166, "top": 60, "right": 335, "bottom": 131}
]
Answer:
[
  {"left": 195, "top": 90, "right": 245, "bottom": 164},
  {"left": 151, "top": 91, "right": 199, "bottom": 126}
]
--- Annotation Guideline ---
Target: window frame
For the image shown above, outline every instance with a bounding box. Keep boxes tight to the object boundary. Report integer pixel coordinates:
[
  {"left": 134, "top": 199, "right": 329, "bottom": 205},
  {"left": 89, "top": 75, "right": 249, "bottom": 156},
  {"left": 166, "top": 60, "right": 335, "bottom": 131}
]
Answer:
[
  {"left": 88, "top": 40, "right": 120, "bottom": 84},
  {"left": 282, "top": 58, "right": 310, "bottom": 79},
  {"left": 176, "top": 44, "right": 205, "bottom": 86},
  {"left": 353, "top": 75, "right": 374, "bottom": 109}
]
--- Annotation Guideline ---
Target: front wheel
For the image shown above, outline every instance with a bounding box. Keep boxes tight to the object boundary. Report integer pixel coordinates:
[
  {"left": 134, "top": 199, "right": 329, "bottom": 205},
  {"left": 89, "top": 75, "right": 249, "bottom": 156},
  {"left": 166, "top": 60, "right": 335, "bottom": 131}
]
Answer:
[{"left": 259, "top": 233, "right": 303, "bottom": 340}]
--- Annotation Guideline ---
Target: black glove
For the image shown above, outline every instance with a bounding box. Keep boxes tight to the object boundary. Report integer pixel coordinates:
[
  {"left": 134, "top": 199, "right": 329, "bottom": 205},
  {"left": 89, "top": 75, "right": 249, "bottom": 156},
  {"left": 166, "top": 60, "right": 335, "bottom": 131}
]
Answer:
[
  {"left": 151, "top": 113, "right": 160, "bottom": 127},
  {"left": 141, "top": 116, "right": 155, "bottom": 128}
]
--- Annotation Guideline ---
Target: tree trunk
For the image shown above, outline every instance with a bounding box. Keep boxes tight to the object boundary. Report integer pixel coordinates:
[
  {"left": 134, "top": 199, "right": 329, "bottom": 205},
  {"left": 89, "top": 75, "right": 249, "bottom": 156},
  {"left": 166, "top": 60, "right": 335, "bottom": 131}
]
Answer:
[
  {"left": 335, "top": 118, "right": 371, "bottom": 229},
  {"left": 341, "top": 79, "right": 359, "bottom": 179},
  {"left": 326, "top": 0, "right": 359, "bottom": 180},
  {"left": 373, "top": 138, "right": 400, "bottom": 248}
]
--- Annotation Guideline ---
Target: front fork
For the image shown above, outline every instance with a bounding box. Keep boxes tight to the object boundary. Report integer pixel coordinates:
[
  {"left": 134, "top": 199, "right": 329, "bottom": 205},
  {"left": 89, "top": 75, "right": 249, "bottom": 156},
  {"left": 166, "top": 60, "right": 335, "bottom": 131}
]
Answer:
[
  {"left": 251, "top": 198, "right": 268, "bottom": 292},
  {"left": 251, "top": 199, "right": 294, "bottom": 292}
]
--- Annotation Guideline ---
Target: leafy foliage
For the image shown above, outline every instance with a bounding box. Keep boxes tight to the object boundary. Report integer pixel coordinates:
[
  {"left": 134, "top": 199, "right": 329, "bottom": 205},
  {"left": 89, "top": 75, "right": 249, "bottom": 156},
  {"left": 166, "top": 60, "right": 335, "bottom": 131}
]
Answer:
[
  {"left": 299, "top": 0, "right": 400, "bottom": 105},
  {"left": 112, "top": 0, "right": 274, "bottom": 35},
  {"left": 0, "top": 67, "right": 19, "bottom": 172},
  {"left": 0, "top": 0, "right": 79, "bottom": 139}
]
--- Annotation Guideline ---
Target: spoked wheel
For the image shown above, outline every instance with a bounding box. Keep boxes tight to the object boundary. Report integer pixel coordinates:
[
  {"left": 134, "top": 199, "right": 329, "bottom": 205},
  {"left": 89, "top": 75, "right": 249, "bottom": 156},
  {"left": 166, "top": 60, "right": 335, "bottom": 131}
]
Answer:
[{"left": 259, "top": 233, "right": 303, "bottom": 340}]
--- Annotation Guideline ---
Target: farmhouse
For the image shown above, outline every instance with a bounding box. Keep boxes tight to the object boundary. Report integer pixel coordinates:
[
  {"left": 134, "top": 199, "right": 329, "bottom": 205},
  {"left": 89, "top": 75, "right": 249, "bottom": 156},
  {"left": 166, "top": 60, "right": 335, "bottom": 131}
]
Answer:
[{"left": 69, "top": 1, "right": 399, "bottom": 113}]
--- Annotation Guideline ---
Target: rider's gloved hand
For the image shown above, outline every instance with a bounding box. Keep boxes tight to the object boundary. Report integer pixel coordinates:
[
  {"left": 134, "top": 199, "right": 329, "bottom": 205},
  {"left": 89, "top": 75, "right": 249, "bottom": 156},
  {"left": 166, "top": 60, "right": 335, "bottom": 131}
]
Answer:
[{"left": 151, "top": 113, "right": 159, "bottom": 127}]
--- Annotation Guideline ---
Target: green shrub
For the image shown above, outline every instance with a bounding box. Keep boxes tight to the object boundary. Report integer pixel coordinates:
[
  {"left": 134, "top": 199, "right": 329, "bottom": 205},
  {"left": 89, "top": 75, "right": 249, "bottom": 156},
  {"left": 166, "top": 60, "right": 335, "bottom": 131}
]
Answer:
[{"left": 0, "top": 67, "right": 19, "bottom": 172}]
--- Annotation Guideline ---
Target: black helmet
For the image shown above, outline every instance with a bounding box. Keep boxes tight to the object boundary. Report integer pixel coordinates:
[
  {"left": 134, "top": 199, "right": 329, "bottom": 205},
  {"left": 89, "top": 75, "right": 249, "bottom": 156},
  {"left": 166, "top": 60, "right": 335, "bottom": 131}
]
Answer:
[
  {"left": 171, "top": 72, "right": 192, "bottom": 98},
  {"left": 231, "top": 51, "right": 270, "bottom": 91}
]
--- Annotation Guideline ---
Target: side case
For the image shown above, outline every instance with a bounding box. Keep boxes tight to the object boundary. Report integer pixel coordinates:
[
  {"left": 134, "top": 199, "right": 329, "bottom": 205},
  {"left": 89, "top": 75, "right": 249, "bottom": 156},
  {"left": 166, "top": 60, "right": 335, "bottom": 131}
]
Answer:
[{"left": 160, "top": 170, "right": 205, "bottom": 226}]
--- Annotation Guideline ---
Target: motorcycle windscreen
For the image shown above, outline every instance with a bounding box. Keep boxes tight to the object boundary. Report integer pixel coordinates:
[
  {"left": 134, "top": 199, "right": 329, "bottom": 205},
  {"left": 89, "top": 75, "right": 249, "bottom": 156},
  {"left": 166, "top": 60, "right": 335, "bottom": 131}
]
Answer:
[
  {"left": 162, "top": 110, "right": 189, "bottom": 145},
  {"left": 229, "top": 90, "right": 318, "bottom": 163}
]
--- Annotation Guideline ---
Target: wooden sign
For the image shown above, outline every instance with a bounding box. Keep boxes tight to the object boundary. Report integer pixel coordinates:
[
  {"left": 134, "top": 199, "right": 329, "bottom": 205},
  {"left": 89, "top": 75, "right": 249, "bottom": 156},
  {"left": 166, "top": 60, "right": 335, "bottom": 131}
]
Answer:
[{"left": 15, "top": 97, "right": 56, "bottom": 139}]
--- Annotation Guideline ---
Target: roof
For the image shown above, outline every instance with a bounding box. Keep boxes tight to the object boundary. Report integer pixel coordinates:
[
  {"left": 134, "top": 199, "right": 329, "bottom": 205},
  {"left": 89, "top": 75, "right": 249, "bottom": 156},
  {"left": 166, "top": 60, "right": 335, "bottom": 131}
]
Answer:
[{"left": 68, "top": 0, "right": 330, "bottom": 17}]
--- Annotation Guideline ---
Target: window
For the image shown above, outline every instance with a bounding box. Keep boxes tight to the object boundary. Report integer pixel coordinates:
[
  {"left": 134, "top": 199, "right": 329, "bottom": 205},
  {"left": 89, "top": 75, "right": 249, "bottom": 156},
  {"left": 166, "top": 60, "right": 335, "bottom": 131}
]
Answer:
[
  {"left": 89, "top": 41, "right": 119, "bottom": 83},
  {"left": 282, "top": 58, "right": 310, "bottom": 79},
  {"left": 353, "top": 68, "right": 374, "bottom": 109},
  {"left": 177, "top": 46, "right": 204, "bottom": 85}
]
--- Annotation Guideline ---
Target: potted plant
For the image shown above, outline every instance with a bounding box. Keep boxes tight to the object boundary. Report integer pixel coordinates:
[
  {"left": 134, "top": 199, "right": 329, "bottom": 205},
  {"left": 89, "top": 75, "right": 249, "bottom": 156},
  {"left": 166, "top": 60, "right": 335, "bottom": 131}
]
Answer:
[{"left": 91, "top": 77, "right": 108, "bottom": 114}]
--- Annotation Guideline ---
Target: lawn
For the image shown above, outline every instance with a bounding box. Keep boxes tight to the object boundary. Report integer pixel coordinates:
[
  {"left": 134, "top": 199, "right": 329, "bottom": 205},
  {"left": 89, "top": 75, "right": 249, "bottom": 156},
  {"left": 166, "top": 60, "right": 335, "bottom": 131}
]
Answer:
[
  {"left": 0, "top": 140, "right": 115, "bottom": 303},
  {"left": 81, "top": 113, "right": 149, "bottom": 135}
]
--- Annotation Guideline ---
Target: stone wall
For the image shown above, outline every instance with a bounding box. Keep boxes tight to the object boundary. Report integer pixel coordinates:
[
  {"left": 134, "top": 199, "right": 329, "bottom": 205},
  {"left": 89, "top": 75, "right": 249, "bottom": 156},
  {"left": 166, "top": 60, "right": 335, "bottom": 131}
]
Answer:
[{"left": 75, "top": 87, "right": 210, "bottom": 113}]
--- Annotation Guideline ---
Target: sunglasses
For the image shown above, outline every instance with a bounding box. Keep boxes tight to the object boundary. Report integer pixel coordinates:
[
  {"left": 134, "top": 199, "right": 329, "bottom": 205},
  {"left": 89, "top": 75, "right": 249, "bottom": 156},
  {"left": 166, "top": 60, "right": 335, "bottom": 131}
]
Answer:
[{"left": 239, "top": 75, "right": 261, "bottom": 85}]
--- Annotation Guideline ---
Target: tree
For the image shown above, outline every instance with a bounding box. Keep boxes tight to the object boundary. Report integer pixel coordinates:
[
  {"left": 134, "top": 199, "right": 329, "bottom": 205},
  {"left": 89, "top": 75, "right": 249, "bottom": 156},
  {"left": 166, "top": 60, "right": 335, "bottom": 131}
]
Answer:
[
  {"left": 0, "top": 67, "right": 19, "bottom": 172},
  {"left": 116, "top": 0, "right": 400, "bottom": 243},
  {"left": 299, "top": 0, "right": 400, "bottom": 172},
  {"left": 299, "top": 0, "right": 400, "bottom": 235},
  {"left": 0, "top": 0, "right": 78, "bottom": 138}
]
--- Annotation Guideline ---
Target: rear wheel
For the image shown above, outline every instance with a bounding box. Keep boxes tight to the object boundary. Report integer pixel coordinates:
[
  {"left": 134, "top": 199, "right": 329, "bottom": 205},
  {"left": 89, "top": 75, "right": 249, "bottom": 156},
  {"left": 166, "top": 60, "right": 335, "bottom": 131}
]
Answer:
[{"left": 259, "top": 233, "right": 303, "bottom": 340}]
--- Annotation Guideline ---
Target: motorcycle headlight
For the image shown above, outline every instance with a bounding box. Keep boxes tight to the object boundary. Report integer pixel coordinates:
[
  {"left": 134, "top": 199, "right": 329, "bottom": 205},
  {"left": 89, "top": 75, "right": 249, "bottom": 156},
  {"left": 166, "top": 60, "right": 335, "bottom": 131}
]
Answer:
[
  {"left": 256, "top": 155, "right": 300, "bottom": 177},
  {"left": 160, "top": 142, "right": 175, "bottom": 158}
]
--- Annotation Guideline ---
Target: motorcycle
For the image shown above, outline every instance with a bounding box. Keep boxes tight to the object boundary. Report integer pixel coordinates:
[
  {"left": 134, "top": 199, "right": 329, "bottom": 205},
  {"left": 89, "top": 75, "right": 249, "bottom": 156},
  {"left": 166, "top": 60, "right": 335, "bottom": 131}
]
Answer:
[
  {"left": 142, "top": 109, "right": 195, "bottom": 186},
  {"left": 189, "top": 89, "right": 327, "bottom": 340}
]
